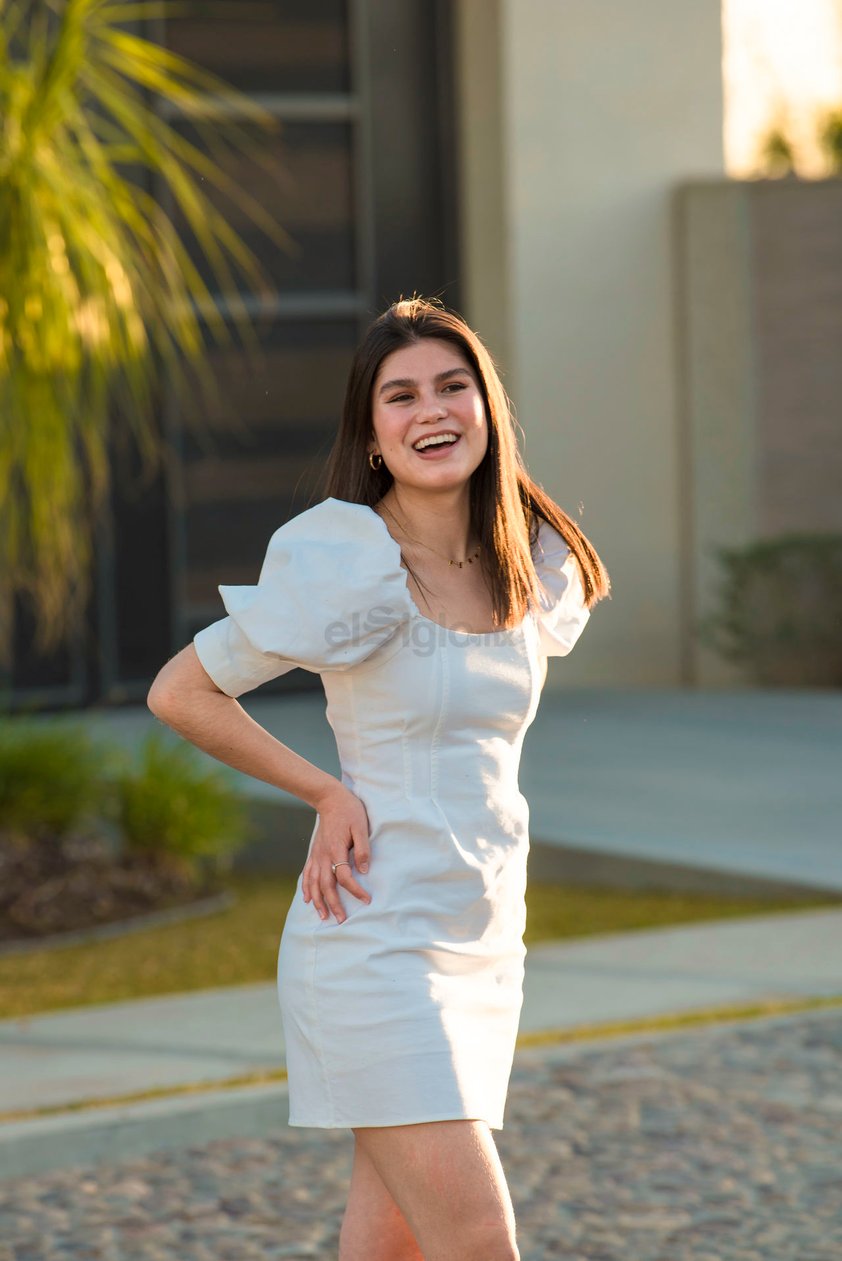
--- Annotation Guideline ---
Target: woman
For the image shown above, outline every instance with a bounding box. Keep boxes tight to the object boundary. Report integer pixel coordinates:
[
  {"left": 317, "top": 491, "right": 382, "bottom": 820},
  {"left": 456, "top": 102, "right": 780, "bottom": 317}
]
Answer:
[{"left": 148, "top": 296, "right": 610, "bottom": 1260}]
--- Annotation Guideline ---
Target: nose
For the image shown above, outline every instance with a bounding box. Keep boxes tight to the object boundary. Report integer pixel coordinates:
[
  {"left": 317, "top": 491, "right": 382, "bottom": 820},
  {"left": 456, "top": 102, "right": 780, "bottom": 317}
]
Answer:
[{"left": 415, "top": 389, "right": 448, "bottom": 421}]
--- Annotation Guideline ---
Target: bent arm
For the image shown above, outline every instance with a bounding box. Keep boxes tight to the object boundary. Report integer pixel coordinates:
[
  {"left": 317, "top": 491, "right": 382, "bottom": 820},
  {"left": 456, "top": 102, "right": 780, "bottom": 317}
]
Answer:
[{"left": 146, "top": 644, "right": 339, "bottom": 811}]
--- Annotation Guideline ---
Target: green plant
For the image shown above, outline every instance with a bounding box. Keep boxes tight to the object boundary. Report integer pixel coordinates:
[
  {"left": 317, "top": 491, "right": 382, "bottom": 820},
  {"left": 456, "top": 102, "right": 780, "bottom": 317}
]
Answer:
[
  {"left": 114, "top": 728, "right": 251, "bottom": 873},
  {"left": 0, "top": 0, "right": 291, "bottom": 666},
  {"left": 757, "top": 125, "right": 796, "bottom": 177},
  {"left": 818, "top": 108, "right": 842, "bottom": 173},
  {"left": 697, "top": 533, "right": 842, "bottom": 686},
  {"left": 0, "top": 717, "right": 113, "bottom": 841}
]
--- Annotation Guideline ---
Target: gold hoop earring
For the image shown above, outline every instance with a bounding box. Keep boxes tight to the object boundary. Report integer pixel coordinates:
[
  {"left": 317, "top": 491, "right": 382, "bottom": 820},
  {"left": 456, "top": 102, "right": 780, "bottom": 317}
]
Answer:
[{"left": 368, "top": 450, "right": 383, "bottom": 471}]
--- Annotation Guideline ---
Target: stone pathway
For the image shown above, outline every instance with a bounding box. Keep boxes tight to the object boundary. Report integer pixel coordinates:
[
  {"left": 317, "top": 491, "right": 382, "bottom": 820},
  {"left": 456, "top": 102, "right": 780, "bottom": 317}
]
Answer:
[{"left": 2, "top": 1009, "right": 840, "bottom": 1260}]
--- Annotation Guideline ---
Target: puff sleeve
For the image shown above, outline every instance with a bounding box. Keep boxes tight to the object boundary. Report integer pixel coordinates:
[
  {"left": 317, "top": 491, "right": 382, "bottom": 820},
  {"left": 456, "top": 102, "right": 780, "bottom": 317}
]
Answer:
[
  {"left": 532, "top": 516, "right": 592, "bottom": 658},
  {"left": 192, "top": 498, "right": 415, "bottom": 697}
]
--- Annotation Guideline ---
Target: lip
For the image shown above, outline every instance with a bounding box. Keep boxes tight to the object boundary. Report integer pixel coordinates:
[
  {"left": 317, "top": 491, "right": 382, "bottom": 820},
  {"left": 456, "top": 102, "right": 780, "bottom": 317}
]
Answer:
[{"left": 411, "top": 430, "right": 462, "bottom": 455}]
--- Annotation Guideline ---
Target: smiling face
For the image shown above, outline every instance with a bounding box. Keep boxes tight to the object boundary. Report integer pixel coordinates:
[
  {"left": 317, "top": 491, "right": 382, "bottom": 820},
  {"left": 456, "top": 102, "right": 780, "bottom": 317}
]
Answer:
[{"left": 369, "top": 338, "right": 489, "bottom": 494}]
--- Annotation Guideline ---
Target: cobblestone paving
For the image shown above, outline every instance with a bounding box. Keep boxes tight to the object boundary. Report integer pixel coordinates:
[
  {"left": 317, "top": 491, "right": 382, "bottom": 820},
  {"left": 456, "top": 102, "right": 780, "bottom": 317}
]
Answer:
[{"left": 1, "top": 1009, "right": 841, "bottom": 1260}]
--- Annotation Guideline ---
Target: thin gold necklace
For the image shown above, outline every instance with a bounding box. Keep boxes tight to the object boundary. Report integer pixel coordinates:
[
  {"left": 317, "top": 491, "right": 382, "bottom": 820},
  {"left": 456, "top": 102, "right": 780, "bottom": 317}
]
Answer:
[{"left": 379, "top": 503, "right": 482, "bottom": 568}]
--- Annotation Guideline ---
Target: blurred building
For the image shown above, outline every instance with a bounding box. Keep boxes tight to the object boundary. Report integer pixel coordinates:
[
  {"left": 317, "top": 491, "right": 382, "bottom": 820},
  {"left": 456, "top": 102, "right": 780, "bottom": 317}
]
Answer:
[
  {"left": 11, "top": 0, "right": 461, "bottom": 710},
  {"left": 10, "top": 0, "right": 837, "bottom": 711}
]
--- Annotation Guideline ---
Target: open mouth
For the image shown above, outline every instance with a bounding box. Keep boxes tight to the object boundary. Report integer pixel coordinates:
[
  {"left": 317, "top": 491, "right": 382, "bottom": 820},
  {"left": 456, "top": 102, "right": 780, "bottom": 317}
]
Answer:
[{"left": 412, "top": 432, "right": 462, "bottom": 456}]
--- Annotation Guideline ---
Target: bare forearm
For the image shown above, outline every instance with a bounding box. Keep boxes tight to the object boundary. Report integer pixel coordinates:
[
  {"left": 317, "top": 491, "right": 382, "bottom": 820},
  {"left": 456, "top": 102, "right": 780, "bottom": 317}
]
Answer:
[{"left": 148, "top": 689, "right": 339, "bottom": 812}]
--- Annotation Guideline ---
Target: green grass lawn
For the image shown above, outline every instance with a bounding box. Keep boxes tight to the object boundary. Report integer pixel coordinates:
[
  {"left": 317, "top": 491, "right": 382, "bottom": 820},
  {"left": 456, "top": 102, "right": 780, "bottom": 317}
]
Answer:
[{"left": 0, "top": 874, "right": 838, "bottom": 1020}]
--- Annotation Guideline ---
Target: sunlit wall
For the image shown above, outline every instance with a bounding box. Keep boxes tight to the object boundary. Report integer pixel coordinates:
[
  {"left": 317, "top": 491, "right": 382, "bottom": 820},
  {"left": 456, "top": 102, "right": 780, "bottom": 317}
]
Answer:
[
  {"left": 458, "top": 0, "right": 725, "bottom": 688},
  {"left": 723, "top": 0, "right": 842, "bottom": 176}
]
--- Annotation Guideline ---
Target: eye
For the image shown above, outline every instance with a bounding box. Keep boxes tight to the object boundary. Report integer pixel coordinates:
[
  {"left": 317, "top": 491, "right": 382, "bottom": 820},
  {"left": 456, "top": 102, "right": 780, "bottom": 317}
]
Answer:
[
  {"left": 444, "top": 382, "right": 467, "bottom": 392},
  {"left": 387, "top": 393, "right": 412, "bottom": 403}
]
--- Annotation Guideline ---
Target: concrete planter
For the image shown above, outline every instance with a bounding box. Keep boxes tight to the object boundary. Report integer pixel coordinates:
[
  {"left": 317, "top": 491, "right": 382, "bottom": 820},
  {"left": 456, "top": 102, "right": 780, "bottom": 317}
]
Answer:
[{"left": 674, "top": 177, "right": 842, "bottom": 687}]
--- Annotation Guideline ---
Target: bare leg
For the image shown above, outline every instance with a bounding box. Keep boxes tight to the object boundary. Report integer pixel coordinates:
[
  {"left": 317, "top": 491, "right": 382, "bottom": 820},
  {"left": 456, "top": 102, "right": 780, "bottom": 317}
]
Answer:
[
  {"left": 350, "top": 1120, "right": 519, "bottom": 1261},
  {"left": 339, "top": 1135, "right": 424, "bottom": 1260}
]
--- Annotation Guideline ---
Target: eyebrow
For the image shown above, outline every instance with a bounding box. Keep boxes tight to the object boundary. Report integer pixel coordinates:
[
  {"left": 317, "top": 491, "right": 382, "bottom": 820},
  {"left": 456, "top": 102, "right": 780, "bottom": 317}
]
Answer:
[{"left": 377, "top": 367, "right": 473, "bottom": 396}]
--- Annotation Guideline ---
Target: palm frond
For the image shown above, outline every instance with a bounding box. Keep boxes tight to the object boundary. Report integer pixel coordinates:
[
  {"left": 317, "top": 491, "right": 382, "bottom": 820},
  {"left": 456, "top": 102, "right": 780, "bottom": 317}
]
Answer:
[{"left": 0, "top": 0, "right": 294, "bottom": 668}]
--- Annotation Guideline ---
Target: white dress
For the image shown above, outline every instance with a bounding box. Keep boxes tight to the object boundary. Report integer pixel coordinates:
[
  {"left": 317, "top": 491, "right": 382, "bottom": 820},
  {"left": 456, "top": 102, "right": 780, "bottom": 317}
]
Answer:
[{"left": 193, "top": 496, "right": 591, "bottom": 1130}]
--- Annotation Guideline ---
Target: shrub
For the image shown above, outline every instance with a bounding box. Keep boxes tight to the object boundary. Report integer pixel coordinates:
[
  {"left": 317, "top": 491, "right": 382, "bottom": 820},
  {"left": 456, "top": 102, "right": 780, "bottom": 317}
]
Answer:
[
  {"left": 0, "top": 719, "right": 112, "bottom": 843},
  {"left": 818, "top": 108, "right": 842, "bottom": 174},
  {"left": 697, "top": 533, "right": 842, "bottom": 686},
  {"left": 114, "top": 729, "right": 251, "bottom": 876},
  {"left": 757, "top": 125, "right": 796, "bottom": 177}
]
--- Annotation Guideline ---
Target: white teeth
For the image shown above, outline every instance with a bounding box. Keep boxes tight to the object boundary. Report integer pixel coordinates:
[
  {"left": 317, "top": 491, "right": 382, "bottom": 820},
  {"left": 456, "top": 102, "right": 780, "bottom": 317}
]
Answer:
[{"left": 414, "top": 433, "right": 459, "bottom": 451}]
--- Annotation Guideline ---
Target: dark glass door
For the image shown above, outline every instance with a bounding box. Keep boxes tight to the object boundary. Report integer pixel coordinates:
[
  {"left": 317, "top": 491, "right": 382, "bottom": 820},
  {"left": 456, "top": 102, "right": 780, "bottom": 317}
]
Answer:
[{"left": 5, "top": 0, "right": 460, "bottom": 711}]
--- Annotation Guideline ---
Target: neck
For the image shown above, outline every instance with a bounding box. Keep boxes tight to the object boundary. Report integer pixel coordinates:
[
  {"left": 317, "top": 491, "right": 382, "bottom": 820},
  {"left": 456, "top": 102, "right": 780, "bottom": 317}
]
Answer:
[{"left": 379, "top": 485, "right": 475, "bottom": 557}]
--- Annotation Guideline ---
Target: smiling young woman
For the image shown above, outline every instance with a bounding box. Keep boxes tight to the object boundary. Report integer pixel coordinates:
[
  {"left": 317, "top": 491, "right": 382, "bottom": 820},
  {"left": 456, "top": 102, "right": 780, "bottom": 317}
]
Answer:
[
  {"left": 149, "top": 296, "right": 610, "bottom": 1260},
  {"left": 324, "top": 296, "right": 609, "bottom": 639}
]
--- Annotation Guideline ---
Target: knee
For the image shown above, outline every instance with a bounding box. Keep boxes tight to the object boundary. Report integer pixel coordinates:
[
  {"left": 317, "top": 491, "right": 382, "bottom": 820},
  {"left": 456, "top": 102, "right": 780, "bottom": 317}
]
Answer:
[
  {"left": 339, "top": 1211, "right": 423, "bottom": 1261},
  {"left": 339, "top": 1234, "right": 421, "bottom": 1261},
  {"left": 462, "top": 1219, "right": 519, "bottom": 1261}
]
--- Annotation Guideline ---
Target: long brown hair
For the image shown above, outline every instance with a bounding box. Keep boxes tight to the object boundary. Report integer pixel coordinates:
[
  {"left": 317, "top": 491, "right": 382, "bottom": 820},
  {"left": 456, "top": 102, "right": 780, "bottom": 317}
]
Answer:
[{"left": 318, "top": 296, "right": 611, "bottom": 629}]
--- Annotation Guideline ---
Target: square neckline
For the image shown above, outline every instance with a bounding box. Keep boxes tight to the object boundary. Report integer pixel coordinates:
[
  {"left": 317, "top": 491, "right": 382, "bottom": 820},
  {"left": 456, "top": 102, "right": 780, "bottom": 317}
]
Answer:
[{"left": 356, "top": 499, "right": 531, "bottom": 641}]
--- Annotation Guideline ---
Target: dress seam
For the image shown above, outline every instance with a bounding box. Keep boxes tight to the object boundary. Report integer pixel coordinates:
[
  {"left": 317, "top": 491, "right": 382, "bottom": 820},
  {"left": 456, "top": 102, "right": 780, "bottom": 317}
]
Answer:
[
  {"left": 401, "top": 723, "right": 413, "bottom": 797},
  {"left": 346, "top": 671, "right": 363, "bottom": 788},
  {"left": 429, "top": 638, "right": 449, "bottom": 801},
  {"left": 523, "top": 614, "right": 543, "bottom": 726},
  {"left": 310, "top": 932, "right": 336, "bottom": 1124}
]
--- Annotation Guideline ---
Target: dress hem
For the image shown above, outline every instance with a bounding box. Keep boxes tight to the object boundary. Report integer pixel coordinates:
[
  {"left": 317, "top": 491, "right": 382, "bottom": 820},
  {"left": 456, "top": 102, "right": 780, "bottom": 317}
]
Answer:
[{"left": 287, "top": 1110, "right": 504, "bottom": 1132}]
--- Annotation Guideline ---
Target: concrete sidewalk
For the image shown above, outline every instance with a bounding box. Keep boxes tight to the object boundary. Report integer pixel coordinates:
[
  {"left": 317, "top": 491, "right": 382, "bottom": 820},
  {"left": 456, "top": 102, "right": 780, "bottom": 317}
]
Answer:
[
  {"left": 3, "top": 905, "right": 842, "bottom": 1177},
  {"left": 3, "top": 904, "right": 842, "bottom": 1117},
  {"left": 81, "top": 686, "right": 842, "bottom": 895},
  {"left": 2, "top": 686, "right": 840, "bottom": 1178}
]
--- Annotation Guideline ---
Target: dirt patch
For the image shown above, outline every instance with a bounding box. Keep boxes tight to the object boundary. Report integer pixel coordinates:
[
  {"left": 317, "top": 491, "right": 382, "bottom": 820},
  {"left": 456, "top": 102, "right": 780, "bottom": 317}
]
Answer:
[{"left": 0, "top": 833, "right": 225, "bottom": 943}]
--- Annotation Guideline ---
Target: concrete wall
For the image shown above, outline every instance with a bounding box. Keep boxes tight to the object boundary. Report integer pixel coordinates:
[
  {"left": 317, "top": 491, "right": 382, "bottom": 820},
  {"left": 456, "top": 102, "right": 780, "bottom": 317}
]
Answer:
[
  {"left": 676, "top": 177, "right": 842, "bottom": 686},
  {"left": 673, "top": 181, "right": 756, "bottom": 688},
  {"left": 456, "top": 0, "right": 725, "bottom": 688}
]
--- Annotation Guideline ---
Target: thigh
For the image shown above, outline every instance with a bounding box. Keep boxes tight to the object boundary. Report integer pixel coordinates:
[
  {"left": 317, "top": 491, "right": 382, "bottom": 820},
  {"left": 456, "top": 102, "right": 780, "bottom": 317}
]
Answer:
[
  {"left": 341, "top": 1139, "right": 423, "bottom": 1261},
  {"left": 352, "top": 1120, "right": 517, "bottom": 1260}
]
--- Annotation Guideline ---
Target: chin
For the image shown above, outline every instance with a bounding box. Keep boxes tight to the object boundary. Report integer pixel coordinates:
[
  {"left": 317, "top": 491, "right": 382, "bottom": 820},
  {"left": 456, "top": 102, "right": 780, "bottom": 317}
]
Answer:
[{"left": 407, "top": 472, "right": 474, "bottom": 493}]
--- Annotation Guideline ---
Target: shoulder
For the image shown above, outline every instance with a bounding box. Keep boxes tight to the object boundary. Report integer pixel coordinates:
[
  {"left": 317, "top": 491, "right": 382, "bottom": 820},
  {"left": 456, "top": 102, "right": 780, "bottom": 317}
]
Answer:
[
  {"left": 533, "top": 514, "right": 572, "bottom": 563},
  {"left": 269, "top": 496, "right": 385, "bottom": 539},
  {"left": 229, "top": 496, "right": 413, "bottom": 632},
  {"left": 192, "top": 498, "right": 415, "bottom": 694},
  {"left": 531, "top": 515, "right": 591, "bottom": 658},
  {"left": 259, "top": 497, "right": 391, "bottom": 562},
  {"left": 253, "top": 497, "right": 405, "bottom": 579}
]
